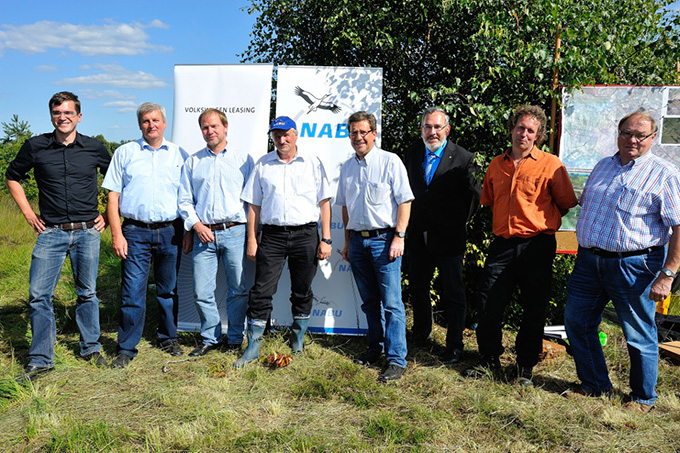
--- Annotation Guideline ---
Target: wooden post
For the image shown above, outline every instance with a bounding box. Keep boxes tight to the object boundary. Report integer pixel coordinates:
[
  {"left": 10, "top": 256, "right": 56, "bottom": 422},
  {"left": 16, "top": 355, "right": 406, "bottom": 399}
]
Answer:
[{"left": 549, "top": 23, "right": 562, "bottom": 154}]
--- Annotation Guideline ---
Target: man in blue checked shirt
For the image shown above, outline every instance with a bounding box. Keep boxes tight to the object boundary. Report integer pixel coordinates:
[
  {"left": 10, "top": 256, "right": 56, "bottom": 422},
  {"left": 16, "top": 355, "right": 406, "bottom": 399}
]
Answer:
[
  {"left": 563, "top": 111, "right": 680, "bottom": 414},
  {"left": 178, "top": 109, "right": 255, "bottom": 357},
  {"left": 337, "top": 111, "right": 414, "bottom": 383},
  {"left": 104, "top": 102, "right": 189, "bottom": 368}
]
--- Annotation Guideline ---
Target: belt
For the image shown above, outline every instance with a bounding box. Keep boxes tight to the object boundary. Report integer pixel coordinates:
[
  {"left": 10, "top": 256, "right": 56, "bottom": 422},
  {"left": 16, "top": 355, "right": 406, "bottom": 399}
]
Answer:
[
  {"left": 352, "top": 228, "right": 394, "bottom": 238},
  {"left": 589, "top": 245, "right": 663, "bottom": 258},
  {"left": 263, "top": 222, "right": 316, "bottom": 232},
  {"left": 207, "top": 222, "right": 244, "bottom": 231},
  {"left": 48, "top": 220, "right": 96, "bottom": 231},
  {"left": 124, "top": 218, "right": 177, "bottom": 230}
]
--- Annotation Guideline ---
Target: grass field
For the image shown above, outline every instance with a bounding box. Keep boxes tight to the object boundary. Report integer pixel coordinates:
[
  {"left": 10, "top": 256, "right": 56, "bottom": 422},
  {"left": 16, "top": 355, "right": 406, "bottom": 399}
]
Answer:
[{"left": 1, "top": 194, "right": 680, "bottom": 452}]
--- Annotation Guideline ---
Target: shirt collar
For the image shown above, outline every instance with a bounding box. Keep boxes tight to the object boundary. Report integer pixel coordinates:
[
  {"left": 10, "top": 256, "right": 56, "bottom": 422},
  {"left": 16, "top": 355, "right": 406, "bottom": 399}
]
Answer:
[
  {"left": 48, "top": 131, "right": 84, "bottom": 148},
  {"left": 139, "top": 137, "right": 169, "bottom": 151},
  {"left": 614, "top": 149, "right": 654, "bottom": 167},
  {"left": 502, "top": 145, "right": 539, "bottom": 161},
  {"left": 355, "top": 146, "right": 379, "bottom": 165}
]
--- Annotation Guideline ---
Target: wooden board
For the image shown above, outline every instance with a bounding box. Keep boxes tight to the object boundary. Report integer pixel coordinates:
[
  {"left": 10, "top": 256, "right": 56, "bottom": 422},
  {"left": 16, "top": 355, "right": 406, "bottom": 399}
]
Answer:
[
  {"left": 556, "top": 231, "right": 578, "bottom": 254},
  {"left": 659, "top": 341, "right": 680, "bottom": 363}
]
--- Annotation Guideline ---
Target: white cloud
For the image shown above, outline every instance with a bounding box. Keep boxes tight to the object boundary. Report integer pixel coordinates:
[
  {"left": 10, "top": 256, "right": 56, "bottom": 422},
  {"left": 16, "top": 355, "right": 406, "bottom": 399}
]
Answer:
[
  {"left": 101, "top": 100, "right": 137, "bottom": 108},
  {"left": 79, "top": 89, "right": 137, "bottom": 100},
  {"left": 35, "top": 65, "right": 57, "bottom": 72},
  {"left": 58, "top": 64, "right": 169, "bottom": 90},
  {"left": 0, "top": 20, "right": 171, "bottom": 56}
]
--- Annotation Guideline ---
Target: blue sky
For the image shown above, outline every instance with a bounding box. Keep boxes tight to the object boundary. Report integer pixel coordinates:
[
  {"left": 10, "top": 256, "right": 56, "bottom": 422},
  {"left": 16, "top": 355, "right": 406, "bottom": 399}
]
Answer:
[{"left": 0, "top": 1, "right": 256, "bottom": 143}]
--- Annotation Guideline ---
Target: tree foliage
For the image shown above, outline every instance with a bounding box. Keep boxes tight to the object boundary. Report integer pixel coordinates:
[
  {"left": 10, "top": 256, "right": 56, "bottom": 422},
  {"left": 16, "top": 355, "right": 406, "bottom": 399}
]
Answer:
[
  {"left": 2, "top": 114, "right": 32, "bottom": 144},
  {"left": 242, "top": 0, "right": 679, "bottom": 157},
  {"left": 241, "top": 0, "right": 679, "bottom": 325}
]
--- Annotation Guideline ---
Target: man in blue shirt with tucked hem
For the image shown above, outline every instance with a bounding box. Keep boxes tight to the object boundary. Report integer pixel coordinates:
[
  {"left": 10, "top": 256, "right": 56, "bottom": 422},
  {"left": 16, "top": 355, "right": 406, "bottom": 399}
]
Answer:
[
  {"left": 7, "top": 91, "right": 111, "bottom": 382},
  {"left": 337, "top": 111, "right": 414, "bottom": 382},
  {"left": 564, "top": 111, "right": 680, "bottom": 413},
  {"left": 178, "top": 108, "right": 255, "bottom": 357},
  {"left": 104, "top": 102, "right": 189, "bottom": 368}
]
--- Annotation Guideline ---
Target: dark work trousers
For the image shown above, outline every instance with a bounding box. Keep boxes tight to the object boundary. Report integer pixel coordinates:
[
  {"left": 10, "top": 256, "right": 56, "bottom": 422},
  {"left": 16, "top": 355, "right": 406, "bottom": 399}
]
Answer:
[
  {"left": 409, "top": 250, "right": 466, "bottom": 352},
  {"left": 246, "top": 223, "right": 319, "bottom": 321},
  {"left": 475, "top": 233, "right": 556, "bottom": 368}
]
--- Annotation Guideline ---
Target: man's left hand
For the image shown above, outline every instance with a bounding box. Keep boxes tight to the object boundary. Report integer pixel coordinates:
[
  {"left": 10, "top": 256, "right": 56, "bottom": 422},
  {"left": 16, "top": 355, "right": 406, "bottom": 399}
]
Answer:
[
  {"left": 650, "top": 275, "right": 673, "bottom": 302},
  {"left": 389, "top": 236, "right": 405, "bottom": 261},
  {"left": 317, "top": 241, "right": 331, "bottom": 260},
  {"left": 93, "top": 214, "right": 108, "bottom": 232}
]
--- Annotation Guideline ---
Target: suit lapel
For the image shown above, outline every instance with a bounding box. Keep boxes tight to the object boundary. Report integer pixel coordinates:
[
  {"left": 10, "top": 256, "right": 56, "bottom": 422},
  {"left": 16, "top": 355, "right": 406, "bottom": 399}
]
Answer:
[{"left": 430, "top": 142, "right": 455, "bottom": 182}]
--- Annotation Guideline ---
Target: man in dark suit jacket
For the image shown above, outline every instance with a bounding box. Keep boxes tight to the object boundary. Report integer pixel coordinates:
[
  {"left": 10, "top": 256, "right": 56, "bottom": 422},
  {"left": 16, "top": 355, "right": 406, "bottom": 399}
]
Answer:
[{"left": 405, "top": 107, "right": 481, "bottom": 363}]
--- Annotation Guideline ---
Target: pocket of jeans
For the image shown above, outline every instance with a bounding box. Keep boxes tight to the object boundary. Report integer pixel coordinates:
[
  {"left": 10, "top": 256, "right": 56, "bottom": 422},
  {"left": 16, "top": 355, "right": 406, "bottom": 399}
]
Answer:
[
  {"left": 38, "top": 227, "right": 57, "bottom": 235},
  {"left": 641, "top": 251, "right": 663, "bottom": 277},
  {"left": 85, "top": 227, "right": 101, "bottom": 237}
]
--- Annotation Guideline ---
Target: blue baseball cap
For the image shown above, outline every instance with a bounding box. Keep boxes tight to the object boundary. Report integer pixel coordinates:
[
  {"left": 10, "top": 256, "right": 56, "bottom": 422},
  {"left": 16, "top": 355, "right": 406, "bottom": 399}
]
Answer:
[{"left": 268, "top": 116, "right": 297, "bottom": 132}]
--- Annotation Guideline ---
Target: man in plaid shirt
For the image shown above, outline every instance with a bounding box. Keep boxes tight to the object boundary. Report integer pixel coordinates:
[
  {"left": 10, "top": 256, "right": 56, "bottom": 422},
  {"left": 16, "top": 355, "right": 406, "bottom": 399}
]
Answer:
[{"left": 564, "top": 111, "right": 680, "bottom": 413}]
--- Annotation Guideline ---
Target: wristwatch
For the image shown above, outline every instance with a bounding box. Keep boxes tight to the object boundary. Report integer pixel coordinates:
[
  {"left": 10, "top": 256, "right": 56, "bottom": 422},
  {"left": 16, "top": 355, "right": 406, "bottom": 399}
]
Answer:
[
  {"left": 395, "top": 231, "right": 406, "bottom": 238},
  {"left": 660, "top": 268, "right": 676, "bottom": 278},
  {"left": 321, "top": 238, "right": 332, "bottom": 245}
]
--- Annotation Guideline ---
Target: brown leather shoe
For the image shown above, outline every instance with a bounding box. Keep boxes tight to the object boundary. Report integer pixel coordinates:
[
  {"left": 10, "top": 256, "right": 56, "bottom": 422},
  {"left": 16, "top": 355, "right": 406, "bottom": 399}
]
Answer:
[
  {"left": 622, "top": 401, "right": 654, "bottom": 414},
  {"left": 561, "top": 383, "right": 612, "bottom": 399}
]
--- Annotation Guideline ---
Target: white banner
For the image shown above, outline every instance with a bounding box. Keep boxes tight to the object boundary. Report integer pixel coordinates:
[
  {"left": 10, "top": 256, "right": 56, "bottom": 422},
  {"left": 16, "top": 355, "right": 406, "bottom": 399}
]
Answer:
[
  {"left": 172, "top": 64, "right": 273, "bottom": 333},
  {"left": 274, "top": 65, "right": 383, "bottom": 335}
]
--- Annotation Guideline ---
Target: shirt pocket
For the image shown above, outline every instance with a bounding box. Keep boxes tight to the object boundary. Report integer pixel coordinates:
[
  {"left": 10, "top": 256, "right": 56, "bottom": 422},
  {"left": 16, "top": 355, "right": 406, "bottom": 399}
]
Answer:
[
  {"left": 366, "top": 181, "right": 391, "bottom": 206},
  {"left": 618, "top": 186, "right": 654, "bottom": 215},
  {"left": 291, "top": 173, "right": 317, "bottom": 198},
  {"left": 515, "top": 176, "right": 543, "bottom": 203}
]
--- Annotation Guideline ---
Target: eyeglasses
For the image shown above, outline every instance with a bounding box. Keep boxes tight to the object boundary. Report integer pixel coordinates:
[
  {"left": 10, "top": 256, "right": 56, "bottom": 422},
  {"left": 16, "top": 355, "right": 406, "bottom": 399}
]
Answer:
[
  {"left": 619, "top": 130, "right": 655, "bottom": 142},
  {"left": 349, "top": 129, "right": 374, "bottom": 138},
  {"left": 421, "top": 124, "right": 448, "bottom": 132},
  {"left": 51, "top": 110, "right": 77, "bottom": 118}
]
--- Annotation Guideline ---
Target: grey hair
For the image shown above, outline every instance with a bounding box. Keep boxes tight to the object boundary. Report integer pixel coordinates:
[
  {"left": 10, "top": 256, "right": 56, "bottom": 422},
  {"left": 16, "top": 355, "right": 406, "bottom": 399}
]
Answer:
[{"left": 137, "top": 102, "right": 166, "bottom": 126}]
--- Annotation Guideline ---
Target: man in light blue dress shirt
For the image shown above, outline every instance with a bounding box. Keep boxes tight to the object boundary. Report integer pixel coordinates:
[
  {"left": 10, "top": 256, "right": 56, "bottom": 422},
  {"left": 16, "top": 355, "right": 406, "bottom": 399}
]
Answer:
[
  {"left": 104, "top": 102, "right": 188, "bottom": 368},
  {"left": 178, "top": 109, "right": 255, "bottom": 357},
  {"left": 337, "top": 111, "right": 414, "bottom": 382}
]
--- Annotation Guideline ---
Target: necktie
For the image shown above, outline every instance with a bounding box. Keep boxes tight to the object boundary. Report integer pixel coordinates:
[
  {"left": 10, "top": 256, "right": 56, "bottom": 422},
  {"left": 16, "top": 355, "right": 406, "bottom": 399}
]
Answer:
[{"left": 424, "top": 152, "right": 437, "bottom": 185}]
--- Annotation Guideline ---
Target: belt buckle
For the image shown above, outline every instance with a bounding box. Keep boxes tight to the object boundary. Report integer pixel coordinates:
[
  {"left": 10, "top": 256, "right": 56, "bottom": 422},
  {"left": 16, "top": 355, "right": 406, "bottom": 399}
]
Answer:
[{"left": 361, "top": 231, "right": 370, "bottom": 238}]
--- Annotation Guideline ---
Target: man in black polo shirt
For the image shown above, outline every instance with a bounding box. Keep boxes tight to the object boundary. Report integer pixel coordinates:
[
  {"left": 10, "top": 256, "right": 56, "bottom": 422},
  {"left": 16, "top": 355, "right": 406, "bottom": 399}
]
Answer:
[{"left": 6, "top": 91, "right": 111, "bottom": 382}]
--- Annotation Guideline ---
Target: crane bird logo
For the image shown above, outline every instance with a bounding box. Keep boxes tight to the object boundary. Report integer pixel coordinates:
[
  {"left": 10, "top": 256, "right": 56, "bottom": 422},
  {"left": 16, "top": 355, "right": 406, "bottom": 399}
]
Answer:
[{"left": 295, "top": 86, "right": 342, "bottom": 114}]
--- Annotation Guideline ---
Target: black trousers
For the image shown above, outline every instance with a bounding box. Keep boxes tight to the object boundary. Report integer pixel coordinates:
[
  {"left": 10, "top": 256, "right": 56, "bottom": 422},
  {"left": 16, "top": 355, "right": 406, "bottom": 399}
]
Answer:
[
  {"left": 409, "top": 249, "right": 467, "bottom": 352},
  {"left": 246, "top": 224, "right": 318, "bottom": 321},
  {"left": 475, "top": 233, "right": 556, "bottom": 368}
]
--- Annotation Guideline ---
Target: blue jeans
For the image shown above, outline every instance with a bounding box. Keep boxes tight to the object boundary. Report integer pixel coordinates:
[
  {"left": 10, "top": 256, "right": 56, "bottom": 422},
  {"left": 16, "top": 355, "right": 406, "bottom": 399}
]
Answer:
[
  {"left": 28, "top": 226, "right": 102, "bottom": 367},
  {"left": 565, "top": 247, "right": 662, "bottom": 405},
  {"left": 117, "top": 222, "right": 181, "bottom": 357},
  {"left": 192, "top": 224, "right": 254, "bottom": 345},
  {"left": 349, "top": 231, "right": 407, "bottom": 368}
]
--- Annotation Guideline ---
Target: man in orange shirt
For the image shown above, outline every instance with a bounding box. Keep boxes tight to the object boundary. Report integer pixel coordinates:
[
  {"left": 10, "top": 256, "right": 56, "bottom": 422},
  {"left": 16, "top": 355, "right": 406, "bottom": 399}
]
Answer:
[{"left": 465, "top": 105, "right": 577, "bottom": 386}]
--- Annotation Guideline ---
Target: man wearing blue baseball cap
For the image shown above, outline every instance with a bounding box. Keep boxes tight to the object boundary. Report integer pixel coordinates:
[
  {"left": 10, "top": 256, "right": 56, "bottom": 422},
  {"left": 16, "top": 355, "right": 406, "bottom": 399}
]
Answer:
[{"left": 235, "top": 116, "right": 332, "bottom": 367}]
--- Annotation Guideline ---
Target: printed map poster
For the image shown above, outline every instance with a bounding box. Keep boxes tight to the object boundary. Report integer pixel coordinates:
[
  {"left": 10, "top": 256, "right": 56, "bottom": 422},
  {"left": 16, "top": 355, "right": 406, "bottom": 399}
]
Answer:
[
  {"left": 275, "top": 65, "right": 384, "bottom": 335},
  {"left": 559, "top": 85, "right": 680, "bottom": 230}
]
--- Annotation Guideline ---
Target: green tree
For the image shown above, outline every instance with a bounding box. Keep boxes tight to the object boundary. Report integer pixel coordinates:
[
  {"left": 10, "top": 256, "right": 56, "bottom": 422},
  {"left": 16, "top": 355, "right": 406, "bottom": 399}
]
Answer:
[
  {"left": 2, "top": 114, "right": 32, "bottom": 143},
  {"left": 241, "top": 0, "right": 679, "bottom": 325}
]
